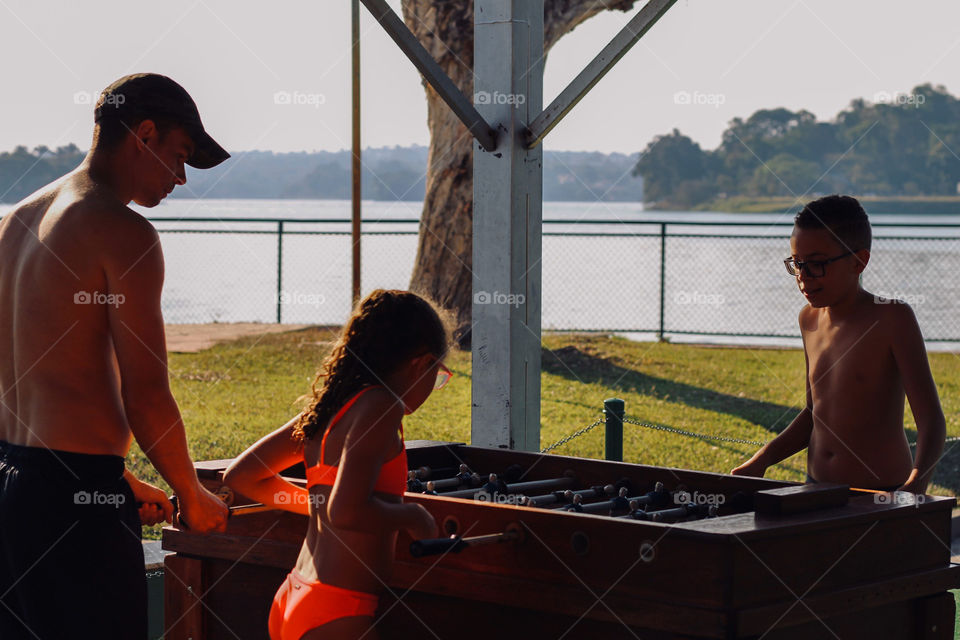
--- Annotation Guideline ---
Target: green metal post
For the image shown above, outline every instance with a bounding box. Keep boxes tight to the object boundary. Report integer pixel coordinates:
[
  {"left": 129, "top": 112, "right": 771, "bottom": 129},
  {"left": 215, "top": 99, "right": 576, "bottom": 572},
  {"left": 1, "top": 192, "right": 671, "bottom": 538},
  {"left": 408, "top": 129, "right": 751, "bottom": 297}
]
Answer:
[
  {"left": 659, "top": 222, "right": 666, "bottom": 340},
  {"left": 276, "top": 220, "right": 284, "bottom": 324},
  {"left": 604, "top": 398, "right": 624, "bottom": 462}
]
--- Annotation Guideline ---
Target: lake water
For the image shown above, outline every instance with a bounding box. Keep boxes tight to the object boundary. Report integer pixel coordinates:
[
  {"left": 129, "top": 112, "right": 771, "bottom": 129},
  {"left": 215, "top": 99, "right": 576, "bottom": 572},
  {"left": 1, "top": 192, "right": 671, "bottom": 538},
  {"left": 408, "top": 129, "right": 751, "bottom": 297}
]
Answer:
[{"left": 3, "top": 199, "right": 959, "bottom": 349}]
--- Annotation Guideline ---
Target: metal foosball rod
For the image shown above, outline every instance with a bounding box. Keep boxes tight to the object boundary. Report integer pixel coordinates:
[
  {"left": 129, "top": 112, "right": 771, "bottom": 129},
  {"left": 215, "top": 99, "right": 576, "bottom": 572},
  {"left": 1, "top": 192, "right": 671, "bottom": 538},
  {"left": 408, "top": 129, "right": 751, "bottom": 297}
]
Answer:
[
  {"left": 577, "top": 482, "right": 671, "bottom": 515},
  {"left": 410, "top": 523, "right": 524, "bottom": 558},
  {"left": 407, "top": 464, "right": 482, "bottom": 493},
  {"left": 520, "top": 484, "right": 615, "bottom": 508},
  {"left": 624, "top": 502, "right": 718, "bottom": 522},
  {"left": 442, "top": 474, "right": 578, "bottom": 500}
]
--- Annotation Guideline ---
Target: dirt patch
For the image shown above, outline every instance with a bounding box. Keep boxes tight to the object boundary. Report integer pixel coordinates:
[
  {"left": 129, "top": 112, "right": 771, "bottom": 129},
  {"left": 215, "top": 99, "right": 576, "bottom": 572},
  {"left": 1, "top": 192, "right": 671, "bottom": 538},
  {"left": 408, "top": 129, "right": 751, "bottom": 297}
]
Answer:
[{"left": 165, "top": 323, "right": 312, "bottom": 353}]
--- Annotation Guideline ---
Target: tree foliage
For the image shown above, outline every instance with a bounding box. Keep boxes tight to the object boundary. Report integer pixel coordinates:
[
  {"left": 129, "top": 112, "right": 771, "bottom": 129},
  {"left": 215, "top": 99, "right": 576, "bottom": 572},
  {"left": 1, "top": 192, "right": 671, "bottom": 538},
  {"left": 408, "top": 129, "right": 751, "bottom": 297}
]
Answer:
[{"left": 634, "top": 84, "right": 960, "bottom": 208}]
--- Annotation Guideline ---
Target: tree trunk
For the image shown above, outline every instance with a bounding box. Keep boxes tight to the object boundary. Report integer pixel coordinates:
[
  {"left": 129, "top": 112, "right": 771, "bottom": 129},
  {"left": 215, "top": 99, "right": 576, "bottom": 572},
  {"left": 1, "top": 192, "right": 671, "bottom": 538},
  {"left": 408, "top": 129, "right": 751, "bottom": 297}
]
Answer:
[{"left": 403, "top": 0, "right": 642, "bottom": 343}]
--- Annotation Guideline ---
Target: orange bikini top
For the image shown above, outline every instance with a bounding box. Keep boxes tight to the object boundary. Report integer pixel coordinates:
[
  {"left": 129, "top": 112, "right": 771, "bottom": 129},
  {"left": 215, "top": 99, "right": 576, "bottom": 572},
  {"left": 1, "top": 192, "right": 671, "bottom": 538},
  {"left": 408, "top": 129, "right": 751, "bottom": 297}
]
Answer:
[{"left": 305, "top": 386, "right": 407, "bottom": 496}]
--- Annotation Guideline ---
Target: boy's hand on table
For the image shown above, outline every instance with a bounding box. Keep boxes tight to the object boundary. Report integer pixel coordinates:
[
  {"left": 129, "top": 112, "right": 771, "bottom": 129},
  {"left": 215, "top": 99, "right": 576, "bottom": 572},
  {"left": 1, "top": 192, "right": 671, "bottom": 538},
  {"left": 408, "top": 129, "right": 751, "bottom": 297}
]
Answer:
[{"left": 730, "top": 459, "right": 767, "bottom": 478}]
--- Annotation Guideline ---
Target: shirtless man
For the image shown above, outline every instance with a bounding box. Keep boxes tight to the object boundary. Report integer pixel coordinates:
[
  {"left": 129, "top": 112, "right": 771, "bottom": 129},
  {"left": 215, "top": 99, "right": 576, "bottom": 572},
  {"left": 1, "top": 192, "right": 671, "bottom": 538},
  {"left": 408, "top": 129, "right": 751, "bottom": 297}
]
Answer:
[
  {"left": 732, "top": 195, "right": 945, "bottom": 494},
  {"left": 0, "top": 74, "right": 230, "bottom": 639}
]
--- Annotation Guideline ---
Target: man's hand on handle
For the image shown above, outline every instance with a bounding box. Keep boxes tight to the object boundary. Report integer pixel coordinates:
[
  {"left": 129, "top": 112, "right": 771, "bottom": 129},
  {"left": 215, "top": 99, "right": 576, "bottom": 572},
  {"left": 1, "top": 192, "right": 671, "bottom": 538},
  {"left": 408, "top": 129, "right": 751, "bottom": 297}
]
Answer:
[{"left": 176, "top": 483, "right": 230, "bottom": 533}]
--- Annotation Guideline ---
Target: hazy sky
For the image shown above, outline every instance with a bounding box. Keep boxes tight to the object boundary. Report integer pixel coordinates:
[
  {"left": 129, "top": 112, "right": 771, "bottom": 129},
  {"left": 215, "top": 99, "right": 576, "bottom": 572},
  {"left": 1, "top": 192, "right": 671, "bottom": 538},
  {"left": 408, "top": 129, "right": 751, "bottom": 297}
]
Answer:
[{"left": 2, "top": 0, "right": 958, "bottom": 155}]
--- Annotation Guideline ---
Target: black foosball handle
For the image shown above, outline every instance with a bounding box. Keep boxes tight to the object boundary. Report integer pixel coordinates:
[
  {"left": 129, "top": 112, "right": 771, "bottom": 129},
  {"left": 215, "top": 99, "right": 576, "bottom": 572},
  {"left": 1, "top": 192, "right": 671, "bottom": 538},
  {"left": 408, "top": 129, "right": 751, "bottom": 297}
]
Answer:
[{"left": 410, "top": 536, "right": 469, "bottom": 558}]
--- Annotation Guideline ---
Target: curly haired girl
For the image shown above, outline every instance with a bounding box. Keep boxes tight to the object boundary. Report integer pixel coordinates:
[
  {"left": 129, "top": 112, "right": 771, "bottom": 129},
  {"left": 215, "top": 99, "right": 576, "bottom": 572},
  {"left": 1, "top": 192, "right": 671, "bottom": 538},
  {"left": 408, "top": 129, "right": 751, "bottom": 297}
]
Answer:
[{"left": 224, "top": 289, "right": 453, "bottom": 639}]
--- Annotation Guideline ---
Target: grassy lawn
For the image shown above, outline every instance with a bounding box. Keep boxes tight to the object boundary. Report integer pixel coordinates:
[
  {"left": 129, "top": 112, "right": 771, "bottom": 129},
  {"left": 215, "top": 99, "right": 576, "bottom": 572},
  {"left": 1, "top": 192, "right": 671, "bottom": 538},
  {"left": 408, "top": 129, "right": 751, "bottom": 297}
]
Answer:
[{"left": 132, "top": 327, "right": 960, "bottom": 541}]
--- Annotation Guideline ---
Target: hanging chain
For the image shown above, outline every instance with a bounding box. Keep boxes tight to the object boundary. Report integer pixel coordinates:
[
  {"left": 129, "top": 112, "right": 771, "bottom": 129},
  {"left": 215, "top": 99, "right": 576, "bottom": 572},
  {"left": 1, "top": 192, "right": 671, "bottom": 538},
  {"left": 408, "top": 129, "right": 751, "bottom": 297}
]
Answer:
[
  {"left": 539, "top": 414, "right": 959, "bottom": 455},
  {"left": 622, "top": 415, "right": 768, "bottom": 447},
  {"left": 540, "top": 416, "right": 605, "bottom": 454}
]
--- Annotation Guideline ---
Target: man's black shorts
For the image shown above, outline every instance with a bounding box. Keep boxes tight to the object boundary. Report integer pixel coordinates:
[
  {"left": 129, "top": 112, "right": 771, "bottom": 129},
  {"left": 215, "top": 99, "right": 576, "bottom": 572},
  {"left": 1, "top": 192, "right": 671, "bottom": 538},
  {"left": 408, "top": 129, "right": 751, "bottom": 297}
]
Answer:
[{"left": 0, "top": 441, "right": 146, "bottom": 639}]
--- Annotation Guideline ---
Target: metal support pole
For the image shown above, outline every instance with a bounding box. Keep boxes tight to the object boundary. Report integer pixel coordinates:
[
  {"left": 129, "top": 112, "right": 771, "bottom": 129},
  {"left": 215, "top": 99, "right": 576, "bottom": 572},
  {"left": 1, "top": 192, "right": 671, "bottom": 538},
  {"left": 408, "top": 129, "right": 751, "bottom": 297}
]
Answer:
[
  {"left": 471, "top": 0, "right": 544, "bottom": 451},
  {"left": 276, "top": 220, "right": 284, "bottom": 324},
  {"left": 659, "top": 222, "right": 666, "bottom": 340},
  {"left": 351, "top": 0, "right": 362, "bottom": 305},
  {"left": 604, "top": 398, "right": 624, "bottom": 462}
]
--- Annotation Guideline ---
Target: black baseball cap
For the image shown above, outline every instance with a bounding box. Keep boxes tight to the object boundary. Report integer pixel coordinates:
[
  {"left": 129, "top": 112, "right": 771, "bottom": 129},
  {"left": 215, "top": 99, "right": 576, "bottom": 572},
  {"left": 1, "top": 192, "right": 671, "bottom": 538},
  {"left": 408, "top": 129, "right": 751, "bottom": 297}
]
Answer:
[{"left": 94, "top": 73, "right": 230, "bottom": 169}]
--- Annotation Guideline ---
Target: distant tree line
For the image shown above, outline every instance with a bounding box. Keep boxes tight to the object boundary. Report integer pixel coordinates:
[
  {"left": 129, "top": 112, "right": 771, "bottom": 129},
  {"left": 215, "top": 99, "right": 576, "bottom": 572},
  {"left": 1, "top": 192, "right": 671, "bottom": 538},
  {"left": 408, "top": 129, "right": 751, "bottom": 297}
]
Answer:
[
  {"left": 634, "top": 84, "right": 960, "bottom": 209},
  {"left": 0, "top": 144, "right": 84, "bottom": 204},
  {"left": 0, "top": 144, "right": 642, "bottom": 204}
]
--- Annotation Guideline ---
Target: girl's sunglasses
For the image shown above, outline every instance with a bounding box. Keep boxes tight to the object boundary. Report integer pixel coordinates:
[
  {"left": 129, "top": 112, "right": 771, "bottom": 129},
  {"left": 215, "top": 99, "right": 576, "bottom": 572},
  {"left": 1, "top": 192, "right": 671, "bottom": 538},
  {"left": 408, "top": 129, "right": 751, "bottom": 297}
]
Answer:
[{"left": 435, "top": 362, "right": 453, "bottom": 390}]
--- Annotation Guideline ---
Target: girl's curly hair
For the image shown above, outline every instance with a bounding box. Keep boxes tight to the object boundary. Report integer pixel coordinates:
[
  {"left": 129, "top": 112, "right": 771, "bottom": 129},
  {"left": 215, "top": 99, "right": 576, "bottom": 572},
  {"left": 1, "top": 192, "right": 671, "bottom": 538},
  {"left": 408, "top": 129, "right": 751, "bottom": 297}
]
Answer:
[{"left": 293, "top": 289, "right": 452, "bottom": 442}]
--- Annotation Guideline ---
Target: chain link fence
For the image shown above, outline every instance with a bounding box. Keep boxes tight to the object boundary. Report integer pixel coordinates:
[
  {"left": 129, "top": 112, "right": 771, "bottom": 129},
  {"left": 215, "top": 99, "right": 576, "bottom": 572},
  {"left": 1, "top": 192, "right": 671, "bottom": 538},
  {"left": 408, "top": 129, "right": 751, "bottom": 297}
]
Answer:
[{"left": 150, "top": 218, "right": 960, "bottom": 342}]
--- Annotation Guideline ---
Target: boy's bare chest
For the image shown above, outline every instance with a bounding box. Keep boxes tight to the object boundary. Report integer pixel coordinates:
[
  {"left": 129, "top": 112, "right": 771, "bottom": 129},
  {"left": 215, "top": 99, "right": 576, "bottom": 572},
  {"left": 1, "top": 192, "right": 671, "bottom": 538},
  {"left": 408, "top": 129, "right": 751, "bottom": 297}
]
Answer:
[{"left": 804, "top": 321, "right": 891, "bottom": 390}]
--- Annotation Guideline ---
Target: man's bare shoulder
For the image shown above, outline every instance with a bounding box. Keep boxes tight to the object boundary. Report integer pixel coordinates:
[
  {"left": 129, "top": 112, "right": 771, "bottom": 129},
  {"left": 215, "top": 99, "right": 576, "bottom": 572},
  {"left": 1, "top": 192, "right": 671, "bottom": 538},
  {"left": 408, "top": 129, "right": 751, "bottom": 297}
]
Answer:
[{"left": 55, "top": 178, "right": 159, "bottom": 257}]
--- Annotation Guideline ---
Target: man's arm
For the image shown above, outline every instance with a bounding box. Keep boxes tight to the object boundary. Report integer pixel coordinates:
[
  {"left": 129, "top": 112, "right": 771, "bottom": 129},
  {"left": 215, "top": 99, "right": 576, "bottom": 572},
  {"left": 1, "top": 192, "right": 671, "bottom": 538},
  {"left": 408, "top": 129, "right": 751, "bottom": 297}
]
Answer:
[
  {"left": 102, "top": 212, "right": 227, "bottom": 532},
  {"left": 890, "top": 304, "right": 945, "bottom": 494}
]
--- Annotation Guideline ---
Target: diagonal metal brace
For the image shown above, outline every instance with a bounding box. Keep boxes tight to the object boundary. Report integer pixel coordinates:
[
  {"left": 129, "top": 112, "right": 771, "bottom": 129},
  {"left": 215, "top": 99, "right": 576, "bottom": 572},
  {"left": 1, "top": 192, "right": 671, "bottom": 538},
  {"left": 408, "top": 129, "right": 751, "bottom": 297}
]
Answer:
[
  {"left": 524, "top": 0, "right": 677, "bottom": 149},
  {"left": 360, "top": 0, "right": 498, "bottom": 152}
]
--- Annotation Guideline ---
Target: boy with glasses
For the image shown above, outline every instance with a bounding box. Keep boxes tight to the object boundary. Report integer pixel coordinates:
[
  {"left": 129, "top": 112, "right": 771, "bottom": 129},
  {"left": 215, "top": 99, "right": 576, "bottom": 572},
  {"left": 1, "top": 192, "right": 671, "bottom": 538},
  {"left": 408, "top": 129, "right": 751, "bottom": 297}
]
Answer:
[{"left": 732, "top": 195, "right": 945, "bottom": 494}]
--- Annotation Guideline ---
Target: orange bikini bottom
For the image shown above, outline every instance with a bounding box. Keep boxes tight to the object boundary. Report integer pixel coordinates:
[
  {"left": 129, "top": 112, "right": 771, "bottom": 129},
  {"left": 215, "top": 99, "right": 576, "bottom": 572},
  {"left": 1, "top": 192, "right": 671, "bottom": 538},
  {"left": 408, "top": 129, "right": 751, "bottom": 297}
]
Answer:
[{"left": 268, "top": 570, "right": 379, "bottom": 640}]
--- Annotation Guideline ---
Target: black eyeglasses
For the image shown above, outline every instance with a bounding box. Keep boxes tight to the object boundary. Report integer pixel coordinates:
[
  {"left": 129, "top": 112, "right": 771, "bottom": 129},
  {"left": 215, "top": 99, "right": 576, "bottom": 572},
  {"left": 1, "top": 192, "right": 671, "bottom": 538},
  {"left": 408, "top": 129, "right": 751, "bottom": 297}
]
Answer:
[{"left": 784, "top": 251, "right": 855, "bottom": 278}]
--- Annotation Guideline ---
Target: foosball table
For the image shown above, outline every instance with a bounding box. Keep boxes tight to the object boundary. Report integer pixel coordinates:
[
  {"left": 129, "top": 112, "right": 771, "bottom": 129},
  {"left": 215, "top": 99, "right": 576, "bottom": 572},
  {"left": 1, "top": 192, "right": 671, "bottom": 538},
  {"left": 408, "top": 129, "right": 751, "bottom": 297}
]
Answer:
[{"left": 162, "top": 440, "right": 960, "bottom": 639}]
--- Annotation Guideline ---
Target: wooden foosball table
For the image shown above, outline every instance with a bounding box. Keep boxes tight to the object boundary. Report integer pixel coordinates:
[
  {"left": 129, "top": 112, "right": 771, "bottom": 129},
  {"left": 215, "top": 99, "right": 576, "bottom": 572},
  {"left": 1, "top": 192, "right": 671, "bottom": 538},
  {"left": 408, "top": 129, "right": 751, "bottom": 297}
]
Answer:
[{"left": 163, "top": 441, "right": 960, "bottom": 639}]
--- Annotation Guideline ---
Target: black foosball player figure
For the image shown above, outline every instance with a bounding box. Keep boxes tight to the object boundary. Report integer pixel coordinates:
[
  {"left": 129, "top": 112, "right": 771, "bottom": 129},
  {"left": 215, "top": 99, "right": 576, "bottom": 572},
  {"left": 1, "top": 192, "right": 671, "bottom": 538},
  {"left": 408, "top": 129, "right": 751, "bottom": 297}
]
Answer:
[
  {"left": 609, "top": 486, "right": 631, "bottom": 514},
  {"left": 565, "top": 493, "right": 584, "bottom": 512},
  {"left": 627, "top": 499, "right": 652, "bottom": 520},
  {"left": 407, "top": 470, "right": 424, "bottom": 493},
  {"left": 481, "top": 473, "right": 501, "bottom": 500},
  {"left": 423, "top": 481, "right": 439, "bottom": 496},
  {"left": 456, "top": 464, "right": 474, "bottom": 487}
]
